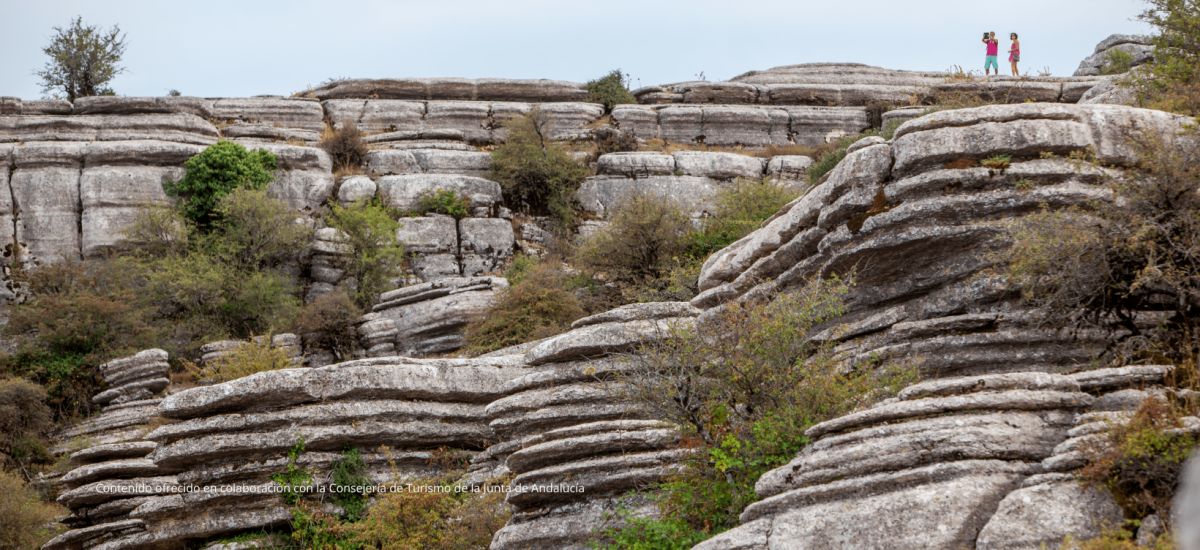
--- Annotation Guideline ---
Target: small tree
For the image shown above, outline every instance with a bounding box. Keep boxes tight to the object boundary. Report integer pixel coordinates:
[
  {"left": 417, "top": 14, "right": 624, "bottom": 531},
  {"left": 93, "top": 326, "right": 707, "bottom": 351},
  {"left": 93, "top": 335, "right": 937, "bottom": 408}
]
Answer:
[
  {"left": 575, "top": 194, "right": 692, "bottom": 285},
  {"left": 1136, "top": 0, "right": 1200, "bottom": 114},
  {"left": 490, "top": 109, "right": 589, "bottom": 228},
  {"left": 326, "top": 200, "right": 406, "bottom": 308},
  {"left": 36, "top": 16, "right": 127, "bottom": 101},
  {"left": 586, "top": 69, "right": 636, "bottom": 113},
  {"left": 164, "top": 141, "right": 277, "bottom": 230},
  {"left": 211, "top": 188, "right": 312, "bottom": 271}
]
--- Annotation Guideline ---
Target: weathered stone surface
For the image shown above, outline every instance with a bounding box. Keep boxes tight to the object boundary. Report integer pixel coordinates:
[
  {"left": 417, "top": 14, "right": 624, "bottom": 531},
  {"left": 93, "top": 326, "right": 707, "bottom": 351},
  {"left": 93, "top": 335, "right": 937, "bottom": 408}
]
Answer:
[
  {"left": 336, "top": 175, "right": 377, "bottom": 204},
  {"left": 0, "top": 114, "right": 219, "bottom": 144},
  {"left": 526, "top": 317, "right": 695, "bottom": 366},
  {"left": 611, "top": 104, "right": 868, "bottom": 147},
  {"left": 977, "top": 481, "right": 1125, "bottom": 549},
  {"left": 369, "top": 277, "right": 508, "bottom": 356},
  {"left": 1075, "top": 34, "right": 1155, "bottom": 76},
  {"left": 577, "top": 175, "right": 720, "bottom": 219},
  {"left": 301, "top": 78, "right": 589, "bottom": 102},
  {"left": 570, "top": 302, "right": 700, "bottom": 329},
  {"left": 377, "top": 174, "right": 502, "bottom": 212},
  {"left": 459, "top": 218, "right": 514, "bottom": 275}
]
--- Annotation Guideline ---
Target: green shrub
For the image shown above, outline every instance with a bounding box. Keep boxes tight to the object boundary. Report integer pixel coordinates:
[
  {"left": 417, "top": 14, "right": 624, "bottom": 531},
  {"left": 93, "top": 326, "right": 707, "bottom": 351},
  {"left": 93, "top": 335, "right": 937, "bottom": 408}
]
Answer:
[
  {"left": 272, "top": 438, "right": 313, "bottom": 507},
  {"left": 586, "top": 69, "right": 636, "bottom": 113},
  {"left": 465, "top": 263, "right": 587, "bottom": 355},
  {"left": 320, "top": 122, "right": 369, "bottom": 174},
  {"left": 575, "top": 194, "right": 691, "bottom": 286},
  {"left": 199, "top": 338, "right": 293, "bottom": 383},
  {"left": 1101, "top": 48, "right": 1136, "bottom": 75},
  {"left": 164, "top": 141, "right": 277, "bottom": 229},
  {"left": 1007, "top": 132, "right": 1200, "bottom": 368},
  {"left": 345, "top": 476, "right": 510, "bottom": 550},
  {"left": 490, "top": 109, "right": 590, "bottom": 227},
  {"left": 209, "top": 187, "right": 312, "bottom": 271},
  {"left": 0, "top": 378, "right": 53, "bottom": 471},
  {"left": 980, "top": 154, "right": 1012, "bottom": 170},
  {"left": 325, "top": 200, "right": 407, "bottom": 308},
  {"left": 414, "top": 189, "right": 471, "bottom": 219},
  {"left": 295, "top": 290, "right": 362, "bottom": 361},
  {"left": 687, "top": 178, "right": 798, "bottom": 259},
  {"left": 597, "top": 511, "right": 708, "bottom": 550},
  {"left": 1080, "top": 398, "right": 1198, "bottom": 528},
  {"left": 331, "top": 448, "right": 371, "bottom": 521},
  {"left": 122, "top": 206, "right": 190, "bottom": 258},
  {"left": 616, "top": 278, "right": 916, "bottom": 535},
  {"left": 0, "top": 469, "right": 64, "bottom": 549}
]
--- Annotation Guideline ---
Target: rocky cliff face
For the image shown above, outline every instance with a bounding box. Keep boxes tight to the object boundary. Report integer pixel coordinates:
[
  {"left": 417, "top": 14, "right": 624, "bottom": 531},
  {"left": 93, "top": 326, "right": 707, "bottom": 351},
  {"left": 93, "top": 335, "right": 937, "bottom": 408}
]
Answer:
[{"left": 18, "top": 36, "right": 1190, "bottom": 548}]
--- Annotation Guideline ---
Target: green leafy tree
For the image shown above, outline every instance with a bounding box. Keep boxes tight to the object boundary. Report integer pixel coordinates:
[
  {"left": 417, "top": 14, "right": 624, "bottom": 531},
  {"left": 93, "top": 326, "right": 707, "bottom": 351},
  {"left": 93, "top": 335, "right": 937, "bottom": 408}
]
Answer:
[
  {"left": 586, "top": 69, "right": 636, "bottom": 113},
  {"left": 1136, "top": 0, "right": 1200, "bottom": 114},
  {"left": 490, "top": 109, "right": 589, "bottom": 228},
  {"left": 165, "top": 141, "right": 277, "bottom": 229},
  {"left": 36, "top": 16, "right": 127, "bottom": 101},
  {"left": 326, "top": 200, "right": 406, "bottom": 308}
]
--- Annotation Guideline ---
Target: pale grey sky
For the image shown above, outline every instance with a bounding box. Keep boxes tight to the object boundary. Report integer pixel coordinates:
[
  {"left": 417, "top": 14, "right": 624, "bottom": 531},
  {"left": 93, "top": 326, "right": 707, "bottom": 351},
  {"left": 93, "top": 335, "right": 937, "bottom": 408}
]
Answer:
[{"left": 0, "top": 0, "right": 1154, "bottom": 99}]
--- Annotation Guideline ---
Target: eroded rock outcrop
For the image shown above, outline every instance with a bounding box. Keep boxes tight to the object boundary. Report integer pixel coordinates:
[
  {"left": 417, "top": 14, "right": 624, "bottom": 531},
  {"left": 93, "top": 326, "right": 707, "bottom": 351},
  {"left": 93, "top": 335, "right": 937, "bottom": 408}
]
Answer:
[
  {"left": 360, "top": 276, "right": 508, "bottom": 356},
  {"left": 686, "top": 103, "right": 1196, "bottom": 549},
  {"left": 1074, "top": 34, "right": 1155, "bottom": 76}
]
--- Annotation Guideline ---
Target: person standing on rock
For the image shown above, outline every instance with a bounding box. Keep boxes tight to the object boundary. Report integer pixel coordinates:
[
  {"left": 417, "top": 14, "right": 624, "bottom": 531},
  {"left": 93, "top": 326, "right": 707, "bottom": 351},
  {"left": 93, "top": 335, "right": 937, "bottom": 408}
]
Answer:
[
  {"left": 1009, "top": 33, "right": 1021, "bottom": 76},
  {"left": 983, "top": 32, "right": 1000, "bottom": 76}
]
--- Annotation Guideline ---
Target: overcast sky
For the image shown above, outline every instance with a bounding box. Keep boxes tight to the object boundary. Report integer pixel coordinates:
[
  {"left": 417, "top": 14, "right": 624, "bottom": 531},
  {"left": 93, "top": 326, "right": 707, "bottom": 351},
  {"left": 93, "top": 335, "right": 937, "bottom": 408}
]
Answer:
[{"left": 0, "top": 0, "right": 1154, "bottom": 99}]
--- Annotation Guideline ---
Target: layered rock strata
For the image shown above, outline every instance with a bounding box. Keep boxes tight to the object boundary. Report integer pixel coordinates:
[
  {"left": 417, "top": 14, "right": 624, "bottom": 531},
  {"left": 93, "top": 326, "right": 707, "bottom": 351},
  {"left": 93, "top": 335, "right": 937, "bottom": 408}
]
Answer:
[
  {"left": 359, "top": 276, "right": 508, "bottom": 356},
  {"left": 485, "top": 302, "right": 701, "bottom": 549},
  {"left": 578, "top": 150, "right": 812, "bottom": 219},
  {"left": 50, "top": 356, "right": 524, "bottom": 549},
  {"left": 1074, "top": 34, "right": 1155, "bottom": 76}
]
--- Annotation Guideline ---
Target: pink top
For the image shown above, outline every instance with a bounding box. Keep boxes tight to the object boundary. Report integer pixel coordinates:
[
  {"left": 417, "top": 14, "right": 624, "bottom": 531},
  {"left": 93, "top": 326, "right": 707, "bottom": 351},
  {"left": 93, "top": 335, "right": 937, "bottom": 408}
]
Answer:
[{"left": 985, "top": 40, "right": 999, "bottom": 56}]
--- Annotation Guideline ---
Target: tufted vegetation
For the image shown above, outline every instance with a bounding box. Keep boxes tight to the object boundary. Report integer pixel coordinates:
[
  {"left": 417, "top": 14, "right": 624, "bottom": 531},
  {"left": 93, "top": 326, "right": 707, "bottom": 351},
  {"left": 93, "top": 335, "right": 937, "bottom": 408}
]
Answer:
[
  {"left": 490, "top": 109, "right": 590, "bottom": 228},
  {"left": 325, "top": 199, "right": 407, "bottom": 308},
  {"left": 164, "top": 140, "right": 278, "bottom": 229}
]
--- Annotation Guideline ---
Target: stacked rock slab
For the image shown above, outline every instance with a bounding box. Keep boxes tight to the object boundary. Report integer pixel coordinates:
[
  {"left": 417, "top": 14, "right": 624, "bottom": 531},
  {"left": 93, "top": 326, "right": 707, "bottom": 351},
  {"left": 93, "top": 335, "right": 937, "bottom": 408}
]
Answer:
[
  {"left": 977, "top": 365, "right": 1198, "bottom": 549},
  {"left": 684, "top": 103, "right": 1196, "bottom": 548},
  {"left": 578, "top": 150, "right": 812, "bottom": 220},
  {"left": 322, "top": 99, "right": 604, "bottom": 143},
  {"left": 55, "top": 357, "right": 524, "bottom": 548},
  {"left": 485, "top": 302, "right": 701, "bottom": 549},
  {"left": 198, "top": 334, "right": 304, "bottom": 368},
  {"left": 47, "top": 350, "right": 173, "bottom": 550},
  {"left": 611, "top": 103, "right": 869, "bottom": 147},
  {"left": 359, "top": 276, "right": 508, "bottom": 356},
  {"left": 636, "top": 63, "right": 1110, "bottom": 106},
  {"left": 1074, "top": 34, "right": 1155, "bottom": 76}
]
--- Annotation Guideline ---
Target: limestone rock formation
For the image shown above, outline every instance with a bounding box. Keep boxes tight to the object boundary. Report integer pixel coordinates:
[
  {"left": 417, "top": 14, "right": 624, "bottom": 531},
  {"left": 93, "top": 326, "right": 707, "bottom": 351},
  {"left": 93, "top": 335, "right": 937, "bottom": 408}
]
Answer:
[
  {"left": 578, "top": 150, "right": 809, "bottom": 219},
  {"left": 611, "top": 103, "right": 869, "bottom": 147},
  {"left": 685, "top": 103, "right": 1196, "bottom": 549},
  {"left": 323, "top": 99, "right": 603, "bottom": 143},
  {"left": 299, "top": 78, "right": 589, "bottom": 102},
  {"left": 361, "top": 276, "right": 508, "bottom": 356},
  {"left": 93, "top": 349, "right": 170, "bottom": 406},
  {"left": 1074, "top": 34, "right": 1155, "bottom": 76}
]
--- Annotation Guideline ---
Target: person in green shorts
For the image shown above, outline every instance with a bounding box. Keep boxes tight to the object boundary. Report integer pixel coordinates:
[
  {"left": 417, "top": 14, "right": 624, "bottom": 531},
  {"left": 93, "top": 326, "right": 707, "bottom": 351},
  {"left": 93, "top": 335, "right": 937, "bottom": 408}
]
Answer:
[{"left": 982, "top": 31, "right": 1000, "bottom": 75}]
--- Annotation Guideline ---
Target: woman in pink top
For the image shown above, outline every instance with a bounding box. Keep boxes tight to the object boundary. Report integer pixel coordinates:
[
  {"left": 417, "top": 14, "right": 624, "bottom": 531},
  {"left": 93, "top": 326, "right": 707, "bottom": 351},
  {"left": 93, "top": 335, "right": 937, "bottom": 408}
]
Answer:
[
  {"left": 1009, "top": 33, "right": 1021, "bottom": 76},
  {"left": 982, "top": 32, "right": 999, "bottom": 76}
]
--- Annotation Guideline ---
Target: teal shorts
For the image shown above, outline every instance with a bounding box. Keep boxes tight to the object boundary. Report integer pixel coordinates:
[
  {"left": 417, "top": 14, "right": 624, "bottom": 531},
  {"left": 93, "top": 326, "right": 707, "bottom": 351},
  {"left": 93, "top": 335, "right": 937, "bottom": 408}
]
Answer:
[{"left": 984, "top": 56, "right": 999, "bottom": 72}]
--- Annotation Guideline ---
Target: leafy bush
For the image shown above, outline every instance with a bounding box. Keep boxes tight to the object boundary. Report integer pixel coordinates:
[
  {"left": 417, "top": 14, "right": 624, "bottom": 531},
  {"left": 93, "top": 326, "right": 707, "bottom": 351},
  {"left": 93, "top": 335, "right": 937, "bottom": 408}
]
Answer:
[
  {"left": 490, "top": 109, "right": 590, "bottom": 227},
  {"left": 122, "top": 206, "right": 189, "bottom": 258},
  {"left": 1080, "top": 398, "right": 1198, "bottom": 527},
  {"left": 586, "top": 69, "right": 637, "bottom": 113},
  {"left": 0, "top": 378, "right": 53, "bottom": 471},
  {"left": 980, "top": 154, "right": 1012, "bottom": 170},
  {"left": 414, "top": 189, "right": 471, "bottom": 219},
  {"left": 575, "top": 194, "right": 691, "bottom": 286},
  {"left": 597, "top": 511, "right": 708, "bottom": 550},
  {"left": 1101, "top": 48, "right": 1137, "bottom": 75},
  {"left": 164, "top": 141, "right": 277, "bottom": 229},
  {"left": 209, "top": 188, "right": 312, "bottom": 271},
  {"left": 325, "top": 200, "right": 407, "bottom": 308},
  {"left": 36, "top": 16, "right": 126, "bottom": 100},
  {"left": 199, "top": 338, "right": 293, "bottom": 383},
  {"left": 1007, "top": 132, "right": 1200, "bottom": 367},
  {"left": 3, "top": 260, "right": 154, "bottom": 419},
  {"left": 465, "top": 263, "right": 586, "bottom": 355},
  {"left": 687, "top": 179, "right": 797, "bottom": 259},
  {"left": 331, "top": 448, "right": 371, "bottom": 521},
  {"left": 320, "top": 123, "right": 369, "bottom": 174},
  {"left": 295, "top": 290, "right": 362, "bottom": 361},
  {"left": 615, "top": 278, "right": 916, "bottom": 535},
  {"left": 344, "top": 477, "right": 510, "bottom": 550},
  {"left": 0, "top": 469, "right": 64, "bottom": 549},
  {"left": 1135, "top": 0, "right": 1200, "bottom": 114},
  {"left": 272, "top": 439, "right": 314, "bottom": 507}
]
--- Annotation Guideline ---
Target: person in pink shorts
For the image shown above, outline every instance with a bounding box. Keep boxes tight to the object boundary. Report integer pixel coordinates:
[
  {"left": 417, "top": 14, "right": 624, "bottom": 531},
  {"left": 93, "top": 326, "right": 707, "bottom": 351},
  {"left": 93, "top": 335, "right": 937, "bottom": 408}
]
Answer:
[
  {"left": 1009, "top": 33, "right": 1021, "bottom": 76},
  {"left": 982, "top": 32, "right": 1000, "bottom": 75}
]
